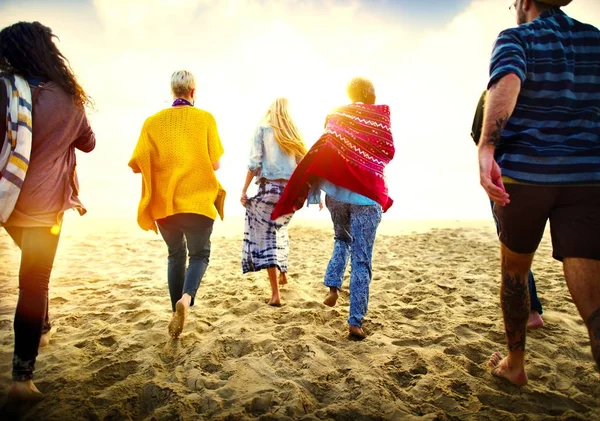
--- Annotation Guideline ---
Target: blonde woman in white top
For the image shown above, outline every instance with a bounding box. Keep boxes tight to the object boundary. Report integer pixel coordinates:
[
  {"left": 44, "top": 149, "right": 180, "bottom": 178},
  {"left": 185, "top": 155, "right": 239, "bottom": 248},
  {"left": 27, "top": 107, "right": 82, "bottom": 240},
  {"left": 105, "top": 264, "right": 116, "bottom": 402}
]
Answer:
[{"left": 241, "top": 98, "right": 307, "bottom": 307}]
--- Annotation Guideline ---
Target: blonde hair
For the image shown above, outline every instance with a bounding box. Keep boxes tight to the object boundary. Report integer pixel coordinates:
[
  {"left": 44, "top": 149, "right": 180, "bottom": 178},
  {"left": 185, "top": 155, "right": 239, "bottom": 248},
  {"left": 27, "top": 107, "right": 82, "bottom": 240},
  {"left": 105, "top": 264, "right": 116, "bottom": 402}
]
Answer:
[
  {"left": 346, "top": 76, "right": 374, "bottom": 102},
  {"left": 265, "top": 98, "right": 307, "bottom": 160},
  {"left": 171, "top": 70, "right": 195, "bottom": 97}
]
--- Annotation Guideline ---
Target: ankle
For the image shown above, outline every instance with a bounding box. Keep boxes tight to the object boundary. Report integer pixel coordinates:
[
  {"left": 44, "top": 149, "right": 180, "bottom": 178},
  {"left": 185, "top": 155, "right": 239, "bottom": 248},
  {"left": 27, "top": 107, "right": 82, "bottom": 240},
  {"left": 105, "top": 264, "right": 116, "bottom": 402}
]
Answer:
[
  {"left": 180, "top": 294, "right": 192, "bottom": 307},
  {"left": 13, "top": 379, "right": 33, "bottom": 386},
  {"left": 506, "top": 352, "right": 525, "bottom": 369}
]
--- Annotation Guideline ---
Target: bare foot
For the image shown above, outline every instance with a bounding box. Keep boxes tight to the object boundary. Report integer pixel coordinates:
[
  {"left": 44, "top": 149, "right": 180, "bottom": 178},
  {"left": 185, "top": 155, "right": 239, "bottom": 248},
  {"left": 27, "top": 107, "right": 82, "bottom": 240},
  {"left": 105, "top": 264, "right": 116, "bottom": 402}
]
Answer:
[
  {"left": 527, "top": 312, "right": 544, "bottom": 329},
  {"left": 8, "top": 380, "right": 44, "bottom": 402},
  {"left": 489, "top": 352, "right": 528, "bottom": 386},
  {"left": 265, "top": 297, "right": 282, "bottom": 307},
  {"left": 348, "top": 325, "right": 366, "bottom": 340},
  {"left": 39, "top": 329, "right": 54, "bottom": 348},
  {"left": 278, "top": 272, "right": 288, "bottom": 286},
  {"left": 168, "top": 301, "right": 187, "bottom": 339},
  {"left": 323, "top": 290, "right": 339, "bottom": 307}
]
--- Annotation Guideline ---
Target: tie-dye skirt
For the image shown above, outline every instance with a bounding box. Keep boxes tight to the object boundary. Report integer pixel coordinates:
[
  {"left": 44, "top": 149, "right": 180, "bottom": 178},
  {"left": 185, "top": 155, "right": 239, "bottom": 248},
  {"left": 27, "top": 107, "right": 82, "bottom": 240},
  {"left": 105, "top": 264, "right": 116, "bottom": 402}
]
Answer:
[{"left": 242, "top": 180, "right": 293, "bottom": 274}]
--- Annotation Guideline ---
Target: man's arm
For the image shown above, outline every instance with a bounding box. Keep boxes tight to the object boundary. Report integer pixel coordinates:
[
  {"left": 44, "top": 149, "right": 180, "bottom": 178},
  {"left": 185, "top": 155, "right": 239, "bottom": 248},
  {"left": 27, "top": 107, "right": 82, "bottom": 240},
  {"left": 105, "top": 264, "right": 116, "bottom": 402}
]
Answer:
[
  {"left": 479, "top": 74, "right": 520, "bottom": 148},
  {"left": 478, "top": 73, "right": 521, "bottom": 206}
]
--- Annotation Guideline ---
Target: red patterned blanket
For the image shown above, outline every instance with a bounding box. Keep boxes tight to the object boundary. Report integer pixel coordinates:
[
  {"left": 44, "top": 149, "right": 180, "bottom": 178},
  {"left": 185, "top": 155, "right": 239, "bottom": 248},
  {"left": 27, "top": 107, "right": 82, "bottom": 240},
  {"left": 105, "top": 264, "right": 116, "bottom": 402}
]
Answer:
[{"left": 271, "top": 103, "right": 394, "bottom": 220}]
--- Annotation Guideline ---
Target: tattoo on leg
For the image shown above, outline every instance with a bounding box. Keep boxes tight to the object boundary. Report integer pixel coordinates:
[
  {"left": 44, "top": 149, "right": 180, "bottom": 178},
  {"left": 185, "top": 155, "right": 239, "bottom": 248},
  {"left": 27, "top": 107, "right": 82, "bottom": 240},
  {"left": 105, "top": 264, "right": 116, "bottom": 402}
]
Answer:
[
  {"left": 586, "top": 307, "right": 600, "bottom": 368},
  {"left": 486, "top": 113, "right": 509, "bottom": 147},
  {"left": 500, "top": 263, "right": 530, "bottom": 353}
]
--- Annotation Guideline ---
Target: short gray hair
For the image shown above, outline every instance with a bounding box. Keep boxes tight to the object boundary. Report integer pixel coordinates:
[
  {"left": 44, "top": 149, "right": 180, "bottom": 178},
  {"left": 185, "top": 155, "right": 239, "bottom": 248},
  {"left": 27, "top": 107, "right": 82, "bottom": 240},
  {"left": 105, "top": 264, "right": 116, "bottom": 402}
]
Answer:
[{"left": 171, "top": 70, "right": 195, "bottom": 97}]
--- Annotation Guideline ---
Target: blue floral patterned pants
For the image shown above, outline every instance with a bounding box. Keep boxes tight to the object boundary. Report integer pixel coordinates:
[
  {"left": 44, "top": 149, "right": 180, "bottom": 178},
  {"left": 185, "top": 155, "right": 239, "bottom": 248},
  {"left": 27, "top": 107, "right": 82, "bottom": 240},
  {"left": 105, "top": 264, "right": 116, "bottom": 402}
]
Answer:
[{"left": 324, "top": 195, "right": 382, "bottom": 327}]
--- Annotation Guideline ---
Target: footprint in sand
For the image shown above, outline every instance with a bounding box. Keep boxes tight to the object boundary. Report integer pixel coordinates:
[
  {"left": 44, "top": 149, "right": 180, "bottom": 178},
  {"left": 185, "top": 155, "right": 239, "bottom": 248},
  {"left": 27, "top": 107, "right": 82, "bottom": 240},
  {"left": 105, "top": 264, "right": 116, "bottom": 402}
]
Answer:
[
  {"left": 97, "top": 336, "right": 117, "bottom": 348},
  {"left": 276, "top": 326, "right": 306, "bottom": 340},
  {"left": 92, "top": 361, "right": 140, "bottom": 389},
  {"left": 136, "top": 383, "right": 177, "bottom": 417}
]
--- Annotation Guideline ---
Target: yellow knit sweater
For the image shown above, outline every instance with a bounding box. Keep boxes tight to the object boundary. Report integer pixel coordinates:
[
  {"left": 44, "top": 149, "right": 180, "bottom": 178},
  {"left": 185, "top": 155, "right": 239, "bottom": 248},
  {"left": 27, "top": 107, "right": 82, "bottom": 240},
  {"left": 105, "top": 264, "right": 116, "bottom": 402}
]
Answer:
[{"left": 129, "top": 106, "right": 225, "bottom": 232}]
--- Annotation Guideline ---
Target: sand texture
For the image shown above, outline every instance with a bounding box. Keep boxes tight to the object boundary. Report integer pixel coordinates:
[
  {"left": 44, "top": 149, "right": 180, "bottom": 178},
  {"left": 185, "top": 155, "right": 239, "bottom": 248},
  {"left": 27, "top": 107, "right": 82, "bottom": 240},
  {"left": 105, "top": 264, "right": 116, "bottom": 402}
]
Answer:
[{"left": 0, "top": 218, "right": 598, "bottom": 420}]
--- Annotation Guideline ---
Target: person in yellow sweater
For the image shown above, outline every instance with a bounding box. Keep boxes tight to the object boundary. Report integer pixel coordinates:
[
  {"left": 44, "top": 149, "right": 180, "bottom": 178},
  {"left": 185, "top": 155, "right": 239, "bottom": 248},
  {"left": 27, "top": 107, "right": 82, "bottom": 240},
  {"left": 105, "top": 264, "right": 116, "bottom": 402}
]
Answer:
[{"left": 129, "top": 70, "right": 225, "bottom": 339}]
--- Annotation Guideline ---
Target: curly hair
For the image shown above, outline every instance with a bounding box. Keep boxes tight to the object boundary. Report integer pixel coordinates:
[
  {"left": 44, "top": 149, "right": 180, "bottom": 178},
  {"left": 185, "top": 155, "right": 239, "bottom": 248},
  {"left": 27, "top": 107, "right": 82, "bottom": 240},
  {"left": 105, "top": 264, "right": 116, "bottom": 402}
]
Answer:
[
  {"left": 0, "top": 21, "right": 91, "bottom": 107},
  {"left": 346, "top": 77, "right": 375, "bottom": 104}
]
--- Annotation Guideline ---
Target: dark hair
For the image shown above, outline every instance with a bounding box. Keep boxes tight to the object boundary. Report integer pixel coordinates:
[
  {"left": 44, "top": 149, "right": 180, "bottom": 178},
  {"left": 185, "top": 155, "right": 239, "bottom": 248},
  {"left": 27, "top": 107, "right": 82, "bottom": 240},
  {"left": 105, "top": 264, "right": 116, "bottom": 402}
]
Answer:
[
  {"left": 0, "top": 21, "right": 91, "bottom": 107},
  {"left": 346, "top": 77, "right": 375, "bottom": 103},
  {"left": 533, "top": 0, "right": 557, "bottom": 11}
]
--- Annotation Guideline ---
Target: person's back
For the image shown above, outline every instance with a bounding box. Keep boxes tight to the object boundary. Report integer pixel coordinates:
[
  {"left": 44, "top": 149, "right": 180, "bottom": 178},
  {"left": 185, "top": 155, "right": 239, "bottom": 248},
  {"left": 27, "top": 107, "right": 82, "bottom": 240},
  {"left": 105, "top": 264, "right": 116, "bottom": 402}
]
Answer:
[
  {"left": 479, "top": 0, "right": 600, "bottom": 387},
  {"left": 2, "top": 81, "right": 95, "bottom": 225},
  {"left": 131, "top": 102, "right": 224, "bottom": 225},
  {"left": 241, "top": 97, "right": 307, "bottom": 306},
  {"left": 271, "top": 77, "right": 394, "bottom": 340},
  {"left": 254, "top": 123, "right": 298, "bottom": 180},
  {"left": 491, "top": 9, "right": 600, "bottom": 184},
  {"left": 0, "top": 21, "right": 95, "bottom": 401},
  {"left": 129, "top": 69, "right": 224, "bottom": 339}
]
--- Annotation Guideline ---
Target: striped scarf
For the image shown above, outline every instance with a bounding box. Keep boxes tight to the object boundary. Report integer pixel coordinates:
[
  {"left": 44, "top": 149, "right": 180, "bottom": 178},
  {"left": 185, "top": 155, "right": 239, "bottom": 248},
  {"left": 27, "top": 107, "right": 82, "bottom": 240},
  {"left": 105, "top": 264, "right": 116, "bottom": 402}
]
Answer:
[
  {"left": 272, "top": 103, "right": 394, "bottom": 220},
  {"left": 0, "top": 75, "right": 33, "bottom": 224}
]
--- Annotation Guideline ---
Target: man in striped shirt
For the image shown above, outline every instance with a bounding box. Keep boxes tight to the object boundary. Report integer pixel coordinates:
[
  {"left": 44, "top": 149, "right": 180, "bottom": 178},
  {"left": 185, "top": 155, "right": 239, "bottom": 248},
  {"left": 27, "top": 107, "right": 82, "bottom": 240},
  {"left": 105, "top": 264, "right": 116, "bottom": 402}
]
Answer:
[{"left": 478, "top": 0, "right": 600, "bottom": 386}]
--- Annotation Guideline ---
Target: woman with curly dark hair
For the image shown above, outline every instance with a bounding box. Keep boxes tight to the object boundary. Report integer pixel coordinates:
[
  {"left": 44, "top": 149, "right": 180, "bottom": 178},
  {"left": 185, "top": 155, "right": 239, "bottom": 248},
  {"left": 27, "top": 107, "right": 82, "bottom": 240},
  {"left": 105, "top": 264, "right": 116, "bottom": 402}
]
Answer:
[{"left": 0, "top": 21, "right": 95, "bottom": 400}]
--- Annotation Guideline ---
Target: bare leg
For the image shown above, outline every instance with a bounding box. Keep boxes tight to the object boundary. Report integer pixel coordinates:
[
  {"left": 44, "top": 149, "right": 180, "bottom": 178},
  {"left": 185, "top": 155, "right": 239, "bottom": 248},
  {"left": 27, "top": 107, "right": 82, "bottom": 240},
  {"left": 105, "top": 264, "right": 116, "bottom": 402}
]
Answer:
[
  {"left": 278, "top": 271, "right": 288, "bottom": 285},
  {"left": 563, "top": 258, "right": 600, "bottom": 371},
  {"left": 489, "top": 244, "right": 533, "bottom": 386},
  {"left": 266, "top": 267, "right": 281, "bottom": 307},
  {"left": 168, "top": 293, "right": 191, "bottom": 339}
]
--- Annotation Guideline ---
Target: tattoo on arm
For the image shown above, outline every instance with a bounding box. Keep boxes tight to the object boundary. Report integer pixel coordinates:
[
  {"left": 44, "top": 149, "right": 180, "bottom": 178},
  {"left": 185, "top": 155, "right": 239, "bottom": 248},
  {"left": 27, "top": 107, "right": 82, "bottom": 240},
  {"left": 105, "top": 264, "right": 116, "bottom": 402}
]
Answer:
[
  {"left": 500, "top": 264, "right": 530, "bottom": 352},
  {"left": 486, "top": 113, "right": 510, "bottom": 147}
]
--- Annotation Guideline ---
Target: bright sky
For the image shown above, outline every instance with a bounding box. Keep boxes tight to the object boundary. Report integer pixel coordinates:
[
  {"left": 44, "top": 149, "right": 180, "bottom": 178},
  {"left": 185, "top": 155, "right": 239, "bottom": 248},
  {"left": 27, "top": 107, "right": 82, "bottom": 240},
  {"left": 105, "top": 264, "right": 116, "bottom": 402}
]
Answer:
[{"left": 1, "top": 0, "right": 599, "bottom": 221}]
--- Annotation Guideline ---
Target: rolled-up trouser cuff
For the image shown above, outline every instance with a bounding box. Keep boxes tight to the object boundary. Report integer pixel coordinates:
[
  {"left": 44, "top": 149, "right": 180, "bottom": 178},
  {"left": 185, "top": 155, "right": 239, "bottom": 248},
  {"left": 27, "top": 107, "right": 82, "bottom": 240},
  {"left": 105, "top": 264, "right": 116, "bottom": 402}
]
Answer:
[{"left": 12, "top": 355, "right": 35, "bottom": 381}]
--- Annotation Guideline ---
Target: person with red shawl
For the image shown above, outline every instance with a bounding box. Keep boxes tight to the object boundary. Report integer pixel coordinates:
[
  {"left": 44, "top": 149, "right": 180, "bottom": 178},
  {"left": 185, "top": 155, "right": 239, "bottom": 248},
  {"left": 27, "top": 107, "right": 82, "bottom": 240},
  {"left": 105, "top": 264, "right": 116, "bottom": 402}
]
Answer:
[{"left": 272, "top": 77, "right": 394, "bottom": 339}]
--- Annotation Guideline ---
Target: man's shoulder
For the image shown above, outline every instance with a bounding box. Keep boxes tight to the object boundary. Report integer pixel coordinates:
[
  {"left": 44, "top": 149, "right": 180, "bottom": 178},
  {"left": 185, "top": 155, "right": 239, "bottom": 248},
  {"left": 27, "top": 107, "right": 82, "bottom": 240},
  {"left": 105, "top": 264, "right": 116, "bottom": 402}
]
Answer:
[
  {"left": 502, "top": 13, "right": 600, "bottom": 39},
  {"left": 567, "top": 17, "right": 600, "bottom": 36},
  {"left": 495, "top": 25, "right": 526, "bottom": 45},
  {"left": 495, "top": 15, "right": 558, "bottom": 40}
]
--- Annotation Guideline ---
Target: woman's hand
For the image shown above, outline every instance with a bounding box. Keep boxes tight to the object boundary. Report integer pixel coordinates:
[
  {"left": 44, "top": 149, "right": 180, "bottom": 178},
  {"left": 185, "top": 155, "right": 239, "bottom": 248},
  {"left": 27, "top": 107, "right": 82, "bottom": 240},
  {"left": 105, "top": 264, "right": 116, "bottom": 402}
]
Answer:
[
  {"left": 241, "top": 192, "right": 249, "bottom": 207},
  {"left": 319, "top": 199, "right": 324, "bottom": 211}
]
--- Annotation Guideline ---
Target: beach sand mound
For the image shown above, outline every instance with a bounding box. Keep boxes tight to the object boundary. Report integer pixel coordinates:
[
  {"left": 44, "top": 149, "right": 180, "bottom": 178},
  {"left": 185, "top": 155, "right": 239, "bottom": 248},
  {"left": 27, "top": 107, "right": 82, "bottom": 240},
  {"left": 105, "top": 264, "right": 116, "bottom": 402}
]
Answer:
[{"left": 0, "top": 220, "right": 598, "bottom": 420}]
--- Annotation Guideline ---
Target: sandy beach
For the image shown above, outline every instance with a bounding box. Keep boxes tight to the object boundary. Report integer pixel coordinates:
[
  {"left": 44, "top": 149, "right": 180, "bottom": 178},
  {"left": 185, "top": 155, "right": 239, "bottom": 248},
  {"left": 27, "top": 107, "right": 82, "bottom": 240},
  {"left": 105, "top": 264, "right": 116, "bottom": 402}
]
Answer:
[{"left": 0, "top": 216, "right": 598, "bottom": 420}]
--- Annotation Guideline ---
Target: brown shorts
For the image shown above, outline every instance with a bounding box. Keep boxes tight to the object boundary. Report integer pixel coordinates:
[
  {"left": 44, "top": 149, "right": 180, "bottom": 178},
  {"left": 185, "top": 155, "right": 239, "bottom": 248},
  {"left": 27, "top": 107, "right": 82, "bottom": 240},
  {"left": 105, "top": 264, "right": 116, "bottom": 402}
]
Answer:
[{"left": 493, "top": 184, "right": 600, "bottom": 261}]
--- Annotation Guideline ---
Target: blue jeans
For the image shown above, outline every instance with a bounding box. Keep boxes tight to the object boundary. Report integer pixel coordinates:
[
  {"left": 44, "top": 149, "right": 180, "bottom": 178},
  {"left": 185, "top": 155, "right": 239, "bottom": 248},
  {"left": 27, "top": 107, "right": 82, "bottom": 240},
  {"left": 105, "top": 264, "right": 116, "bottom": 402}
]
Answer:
[
  {"left": 157, "top": 213, "right": 213, "bottom": 312},
  {"left": 491, "top": 202, "right": 543, "bottom": 314},
  {"left": 324, "top": 196, "right": 382, "bottom": 327}
]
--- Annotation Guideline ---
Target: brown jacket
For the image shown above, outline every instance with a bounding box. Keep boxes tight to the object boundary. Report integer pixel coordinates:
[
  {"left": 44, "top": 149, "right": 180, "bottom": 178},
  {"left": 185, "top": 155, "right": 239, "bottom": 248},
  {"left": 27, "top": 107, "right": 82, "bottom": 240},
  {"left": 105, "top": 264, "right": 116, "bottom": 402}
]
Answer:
[{"left": 0, "top": 80, "right": 95, "bottom": 227}]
